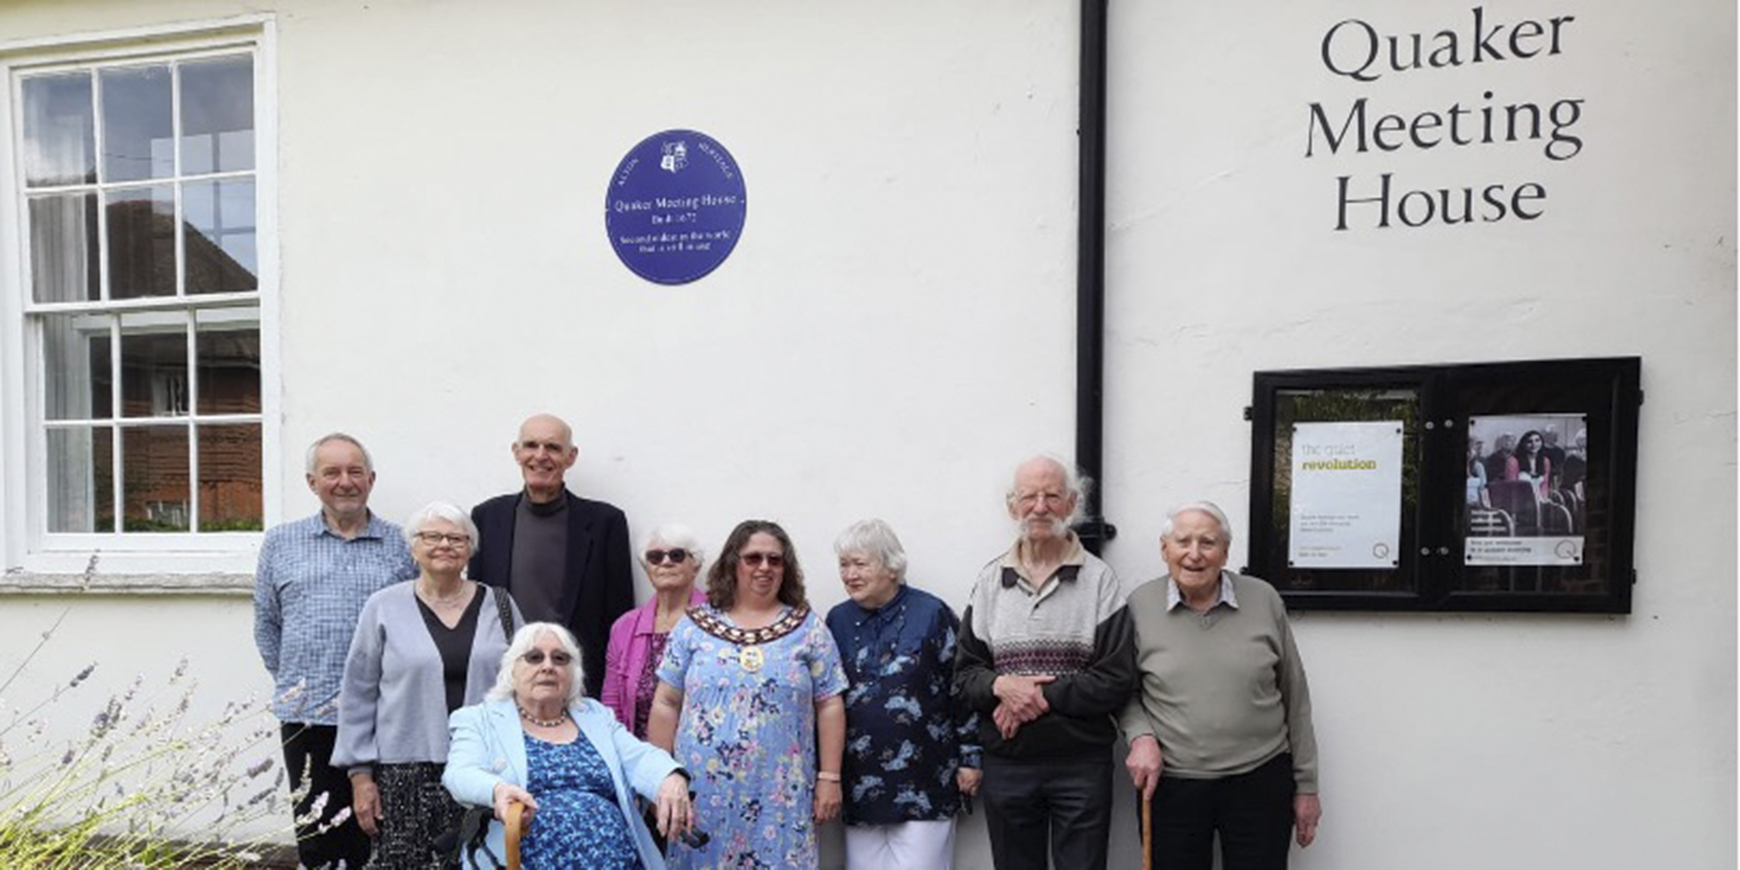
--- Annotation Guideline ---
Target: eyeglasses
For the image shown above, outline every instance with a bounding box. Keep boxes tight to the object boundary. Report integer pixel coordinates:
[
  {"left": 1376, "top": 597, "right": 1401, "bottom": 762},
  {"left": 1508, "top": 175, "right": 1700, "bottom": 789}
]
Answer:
[
  {"left": 415, "top": 532, "right": 470, "bottom": 547},
  {"left": 645, "top": 548, "right": 690, "bottom": 565},
  {"left": 520, "top": 649, "right": 573, "bottom": 666},
  {"left": 740, "top": 552, "right": 785, "bottom": 568}
]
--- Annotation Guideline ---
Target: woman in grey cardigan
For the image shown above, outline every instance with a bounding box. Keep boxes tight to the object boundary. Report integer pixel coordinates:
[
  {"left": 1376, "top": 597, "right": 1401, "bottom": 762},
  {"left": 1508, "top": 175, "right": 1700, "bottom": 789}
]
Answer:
[{"left": 334, "top": 502, "right": 523, "bottom": 868}]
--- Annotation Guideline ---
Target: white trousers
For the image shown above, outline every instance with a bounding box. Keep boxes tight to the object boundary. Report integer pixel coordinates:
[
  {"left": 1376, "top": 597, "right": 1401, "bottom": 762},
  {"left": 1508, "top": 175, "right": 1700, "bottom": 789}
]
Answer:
[{"left": 844, "top": 818, "right": 957, "bottom": 870}]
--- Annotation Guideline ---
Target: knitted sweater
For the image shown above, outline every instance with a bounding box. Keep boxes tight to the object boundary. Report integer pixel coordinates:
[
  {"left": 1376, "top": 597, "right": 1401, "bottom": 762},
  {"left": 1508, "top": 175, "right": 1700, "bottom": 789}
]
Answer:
[
  {"left": 1118, "top": 572, "right": 1318, "bottom": 792},
  {"left": 955, "top": 536, "right": 1134, "bottom": 758}
]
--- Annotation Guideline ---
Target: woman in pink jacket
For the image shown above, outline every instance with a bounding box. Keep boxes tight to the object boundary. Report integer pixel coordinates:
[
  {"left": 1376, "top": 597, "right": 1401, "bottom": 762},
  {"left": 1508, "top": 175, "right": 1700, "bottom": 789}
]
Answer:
[{"left": 601, "top": 523, "right": 708, "bottom": 737}]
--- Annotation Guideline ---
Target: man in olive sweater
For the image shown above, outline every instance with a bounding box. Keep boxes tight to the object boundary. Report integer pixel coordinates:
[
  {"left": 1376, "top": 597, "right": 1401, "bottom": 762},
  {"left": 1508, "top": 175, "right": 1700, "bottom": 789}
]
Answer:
[
  {"left": 1121, "top": 501, "right": 1320, "bottom": 870},
  {"left": 954, "top": 455, "right": 1135, "bottom": 870}
]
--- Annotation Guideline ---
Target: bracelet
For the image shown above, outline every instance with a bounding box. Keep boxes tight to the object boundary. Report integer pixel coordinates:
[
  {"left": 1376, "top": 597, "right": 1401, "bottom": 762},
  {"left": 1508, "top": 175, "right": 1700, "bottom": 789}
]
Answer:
[{"left": 817, "top": 771, "right": 841, "bottom": 783}]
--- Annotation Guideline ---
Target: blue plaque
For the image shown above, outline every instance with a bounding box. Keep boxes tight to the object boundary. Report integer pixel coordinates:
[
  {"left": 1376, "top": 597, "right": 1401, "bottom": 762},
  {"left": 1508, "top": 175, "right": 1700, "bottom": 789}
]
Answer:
[{"left": 605, "top": 129, "right": 748, "bottom": 285}]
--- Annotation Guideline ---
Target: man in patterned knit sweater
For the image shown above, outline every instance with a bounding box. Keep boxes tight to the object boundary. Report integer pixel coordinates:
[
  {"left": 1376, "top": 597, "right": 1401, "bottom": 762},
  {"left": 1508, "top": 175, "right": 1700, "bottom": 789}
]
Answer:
[{"left": 954, "top": 455, "right": 1136, "bottom": 870}]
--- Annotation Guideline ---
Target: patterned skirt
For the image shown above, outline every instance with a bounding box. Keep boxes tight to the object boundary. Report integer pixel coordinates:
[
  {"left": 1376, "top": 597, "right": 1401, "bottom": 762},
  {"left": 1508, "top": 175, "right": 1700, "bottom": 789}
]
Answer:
[{"left": 370, "top": 761, "right": 464, "bottom": 869}]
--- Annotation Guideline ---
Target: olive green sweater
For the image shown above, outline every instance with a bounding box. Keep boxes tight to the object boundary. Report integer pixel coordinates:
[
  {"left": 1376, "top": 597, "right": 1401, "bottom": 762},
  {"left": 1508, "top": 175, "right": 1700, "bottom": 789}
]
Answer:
[{"left": 1118, "top": 572, "right": 1318, "bottom": 792}]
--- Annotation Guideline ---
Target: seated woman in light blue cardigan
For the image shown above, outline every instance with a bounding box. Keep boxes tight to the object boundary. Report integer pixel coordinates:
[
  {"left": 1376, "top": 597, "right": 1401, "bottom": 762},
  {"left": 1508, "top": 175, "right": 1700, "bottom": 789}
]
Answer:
[{"left": 445, "top": 622, "right": 695, "bottom": 870}]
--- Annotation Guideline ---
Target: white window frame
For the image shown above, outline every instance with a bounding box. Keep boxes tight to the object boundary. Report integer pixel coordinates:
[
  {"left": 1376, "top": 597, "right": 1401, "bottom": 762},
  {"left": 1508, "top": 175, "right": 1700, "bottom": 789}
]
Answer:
[{"left": 0, "top": 16, "right": 279, "bottom": 580}]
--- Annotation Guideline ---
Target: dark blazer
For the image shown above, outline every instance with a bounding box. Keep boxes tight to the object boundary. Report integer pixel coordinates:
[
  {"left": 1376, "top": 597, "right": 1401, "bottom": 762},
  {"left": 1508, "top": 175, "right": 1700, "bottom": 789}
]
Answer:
[{"left": 469, "top": 489, "right": 633, "bottom": 698}]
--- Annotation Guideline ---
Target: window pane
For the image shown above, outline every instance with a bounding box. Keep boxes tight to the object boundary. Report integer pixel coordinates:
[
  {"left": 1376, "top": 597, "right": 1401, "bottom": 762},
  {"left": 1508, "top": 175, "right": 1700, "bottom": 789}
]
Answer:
[
  {"left": 195, "top": 312, "right": 260, "bottom": 414},
  {"left": 47, "top": 426, "right": 114, "bottom": 533},
  {"left": 198, "top": 424, "right": 262, "bottom": 531},
  {"left": 22, "top": 72, "right": 96, "bottom": 187},
  {"left": 107, "top": 185, "right": 176, "bottom": 299},
  {"left": 121, "top": 426, "right": 189, "bottom": 532},
  {"left": 43, "top": 313, "right": 112, "bottom": 420},
  {"left": 120, "top": 313, "right": 188, "bottom": 418},
  {"left": 180, "top": 56, "right": 254, "bottom": 174},
  {"left": 184, "top": 179, "right": 257, "bottom": 293},
  {"left": 28, "top": 194, "right": 100, "bottom": 303},
  {"left": 99, "top": 65, "right": 173, "bottom": 182}
]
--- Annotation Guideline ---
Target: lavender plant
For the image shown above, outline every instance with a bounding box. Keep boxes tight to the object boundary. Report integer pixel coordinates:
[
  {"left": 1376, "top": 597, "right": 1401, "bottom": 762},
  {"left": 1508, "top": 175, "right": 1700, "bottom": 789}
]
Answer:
[{"left": 0, "top": 557, "right": 302, "bottom": 867}]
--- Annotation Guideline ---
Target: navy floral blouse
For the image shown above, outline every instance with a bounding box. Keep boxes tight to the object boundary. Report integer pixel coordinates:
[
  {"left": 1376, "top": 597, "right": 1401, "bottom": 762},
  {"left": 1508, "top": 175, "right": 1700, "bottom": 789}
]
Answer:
[{"left": 825, "top": 584, "right": 982, "bottom": 826}]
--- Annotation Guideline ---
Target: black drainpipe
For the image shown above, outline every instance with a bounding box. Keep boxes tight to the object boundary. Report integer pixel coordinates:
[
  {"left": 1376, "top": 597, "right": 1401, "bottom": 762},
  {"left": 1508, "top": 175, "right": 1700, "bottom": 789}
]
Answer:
[{"left": 1075, "top": 0, "right": 1116, "bottom": 554}]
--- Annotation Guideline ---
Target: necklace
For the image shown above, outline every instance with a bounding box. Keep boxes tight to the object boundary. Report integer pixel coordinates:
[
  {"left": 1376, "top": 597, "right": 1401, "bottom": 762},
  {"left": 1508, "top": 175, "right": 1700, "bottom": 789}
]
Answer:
[
  {"left": 419, "top": 583, "right": 469, "bottom": 608},
  {"left": 518, "top": 706, "right": 568, "bottom": 728}
]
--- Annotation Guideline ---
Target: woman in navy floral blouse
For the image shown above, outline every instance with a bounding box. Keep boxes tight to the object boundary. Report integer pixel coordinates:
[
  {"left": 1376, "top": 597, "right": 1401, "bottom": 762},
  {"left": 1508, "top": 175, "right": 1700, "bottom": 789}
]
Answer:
[{"left": 825, "top": 519, "right": 982, "bottom": 869}]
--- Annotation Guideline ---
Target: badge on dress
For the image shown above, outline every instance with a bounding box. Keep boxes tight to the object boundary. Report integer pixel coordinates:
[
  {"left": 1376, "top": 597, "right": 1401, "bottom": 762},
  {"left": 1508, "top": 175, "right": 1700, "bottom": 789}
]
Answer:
[{"left": 739, "top": 645, "right": 764, "bottom": 672}]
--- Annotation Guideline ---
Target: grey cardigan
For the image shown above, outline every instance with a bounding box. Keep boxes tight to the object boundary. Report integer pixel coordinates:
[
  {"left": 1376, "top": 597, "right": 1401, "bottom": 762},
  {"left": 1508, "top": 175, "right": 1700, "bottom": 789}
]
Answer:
[{"left": 332, "top": 581, "right": 522, "bottom": 773}]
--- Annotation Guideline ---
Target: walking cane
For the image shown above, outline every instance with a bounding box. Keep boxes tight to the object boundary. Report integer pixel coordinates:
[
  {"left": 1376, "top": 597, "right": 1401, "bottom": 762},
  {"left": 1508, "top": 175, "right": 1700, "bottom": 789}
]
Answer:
[{"left": 1140, "top": 787, "right": 1153, "bottom": 870}]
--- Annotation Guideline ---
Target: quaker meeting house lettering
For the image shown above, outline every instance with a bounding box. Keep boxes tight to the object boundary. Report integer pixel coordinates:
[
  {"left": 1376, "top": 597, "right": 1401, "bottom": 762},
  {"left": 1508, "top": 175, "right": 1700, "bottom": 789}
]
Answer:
[{"left": 1304, "top": 6, "right": 1586, "bottom": 230}]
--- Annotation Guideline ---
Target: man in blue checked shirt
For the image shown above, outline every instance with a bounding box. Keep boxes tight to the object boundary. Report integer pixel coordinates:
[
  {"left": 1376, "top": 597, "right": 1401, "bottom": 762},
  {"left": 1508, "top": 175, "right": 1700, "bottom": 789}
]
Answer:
[{"left": 254, "top": 433, "right": 417, "bottom": 869}]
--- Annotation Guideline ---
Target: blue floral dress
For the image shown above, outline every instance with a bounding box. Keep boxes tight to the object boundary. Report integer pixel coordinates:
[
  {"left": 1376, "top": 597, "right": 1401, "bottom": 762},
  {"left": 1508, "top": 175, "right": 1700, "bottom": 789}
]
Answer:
[
  {"left": 657, "top": 605, "right": 847, "bottom": 869},
  {"left": 520, "top": 733, "right": 642, "bottom": 869},
  {"left": 825, "top": 584, "right": 981, "bottom": 826}
]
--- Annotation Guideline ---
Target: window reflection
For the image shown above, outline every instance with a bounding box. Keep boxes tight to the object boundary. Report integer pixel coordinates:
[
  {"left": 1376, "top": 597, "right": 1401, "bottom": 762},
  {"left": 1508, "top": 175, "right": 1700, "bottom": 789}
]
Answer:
[
  {"left": 198, "top": 424, "right": 263, "bottom": 531},
  {"left": 120, "top": 314, "right": 188, "bottom": 418},
  {"left": 122, "top": 426, "right": 190, "bottom": 532},
  {"left": 106, "top": 186, "right": 177, "bottom": 298},
  {"left": 22, "top": 72, "right": 96, "bottom": 187},
  {"left": 184, "top": 180, "right": 257, "bottom": 293},
  {"left": 180, "top": 56, "right": 254, "bottom": 175},
  {"left": 100, "top": 65, "right": 174, "bottom": 183},
  {"left": 196, "top": 317, "right": 261, "bottom": 414},
  {"left": 47, "top": 427, "right": 114, "bottom": 533},
  {"left": 28, "top": 194, "right": 100, "bottom": 303},
  {"left": 43, "top": 313, "right": 112, "bottom": 421}
]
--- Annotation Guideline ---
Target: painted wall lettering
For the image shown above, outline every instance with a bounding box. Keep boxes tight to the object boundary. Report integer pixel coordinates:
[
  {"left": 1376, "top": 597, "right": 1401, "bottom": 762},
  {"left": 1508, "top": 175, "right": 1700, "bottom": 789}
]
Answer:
[{"left": 1304, "top": 6, "right": 1581, "bottom": 231}]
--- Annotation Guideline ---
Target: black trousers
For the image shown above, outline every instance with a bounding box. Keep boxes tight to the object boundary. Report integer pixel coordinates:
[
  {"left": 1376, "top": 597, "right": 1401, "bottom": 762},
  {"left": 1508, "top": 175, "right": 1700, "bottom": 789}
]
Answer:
[
  {"left": 282, "top": 723, "right": 371, "bottom": 870},
  {"left": 981, "top": 750, "right": 1113, "bottom": 870},
  {"left": 1146, "top": 752, "right": 1296, "bottom": 870}
]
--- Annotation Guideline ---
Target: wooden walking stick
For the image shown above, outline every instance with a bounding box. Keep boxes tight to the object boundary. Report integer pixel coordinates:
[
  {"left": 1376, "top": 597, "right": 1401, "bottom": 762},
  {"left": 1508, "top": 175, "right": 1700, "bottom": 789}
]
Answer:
[
  {"left": 505, "top": 800, "right": 529, "bottom": 870},
  {"left": 1141, "top": 786, "right": 1153, "bottom": 870}
]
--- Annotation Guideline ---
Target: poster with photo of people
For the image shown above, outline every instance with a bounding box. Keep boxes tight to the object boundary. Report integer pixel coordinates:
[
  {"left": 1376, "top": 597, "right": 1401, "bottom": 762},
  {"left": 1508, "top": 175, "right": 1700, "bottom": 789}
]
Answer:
[{"left": 1465, "top": 413, "right": 1588, "bottom": 566}]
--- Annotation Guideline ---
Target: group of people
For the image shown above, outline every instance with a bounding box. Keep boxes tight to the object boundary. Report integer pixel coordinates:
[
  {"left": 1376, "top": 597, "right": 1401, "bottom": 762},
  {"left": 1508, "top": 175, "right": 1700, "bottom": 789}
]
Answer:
[
  {"left": 1467, "top": 426, "right": 1587, "bottom": 505},
  {"left": 255, "top": 416, "right": 1323, "bottom": 870}
]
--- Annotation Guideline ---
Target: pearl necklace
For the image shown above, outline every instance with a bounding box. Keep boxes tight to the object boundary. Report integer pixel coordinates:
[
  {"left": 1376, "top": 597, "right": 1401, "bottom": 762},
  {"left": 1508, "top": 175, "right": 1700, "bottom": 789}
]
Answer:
[{"left": 518, "top": 706, "right": 568, "bottom": 728}]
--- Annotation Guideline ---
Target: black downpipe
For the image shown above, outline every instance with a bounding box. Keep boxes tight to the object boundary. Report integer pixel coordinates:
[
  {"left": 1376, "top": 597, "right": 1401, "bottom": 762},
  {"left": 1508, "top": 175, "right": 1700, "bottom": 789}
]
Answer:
[{"left": 1075, "top": 0, "right": 1116, "bottom": 554}]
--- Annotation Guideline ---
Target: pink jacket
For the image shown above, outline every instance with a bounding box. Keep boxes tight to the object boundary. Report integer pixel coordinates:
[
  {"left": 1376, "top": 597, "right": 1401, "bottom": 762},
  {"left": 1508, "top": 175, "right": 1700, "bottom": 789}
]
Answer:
[{"left": 600, "top": 588, "right": 707, "bottom": 736}]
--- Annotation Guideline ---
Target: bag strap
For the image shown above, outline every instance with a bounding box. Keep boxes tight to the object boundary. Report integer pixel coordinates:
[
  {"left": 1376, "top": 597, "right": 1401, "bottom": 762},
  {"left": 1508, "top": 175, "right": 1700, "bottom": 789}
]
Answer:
[{"left": 493, "top": 587, "right": 516, "bottom": 643}]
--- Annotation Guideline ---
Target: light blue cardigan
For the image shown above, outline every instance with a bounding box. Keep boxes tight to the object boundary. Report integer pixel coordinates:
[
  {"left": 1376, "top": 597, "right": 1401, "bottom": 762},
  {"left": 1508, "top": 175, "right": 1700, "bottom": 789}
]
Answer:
[
  {"left": 444, "top": 697, "right": 680, "bottom": 870},
  {"left": 332, "top": 582, "right": 521, "bottom": 772}
]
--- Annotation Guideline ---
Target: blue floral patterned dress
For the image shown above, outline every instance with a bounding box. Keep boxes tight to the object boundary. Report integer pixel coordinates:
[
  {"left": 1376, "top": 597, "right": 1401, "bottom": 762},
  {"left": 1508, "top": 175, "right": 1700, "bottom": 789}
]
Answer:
[
  {"left": 657, "top": 605, "right": 847, "bottom": 869},
  {"left": 520, "top": 733, "right": 642, "bottom": 869}
]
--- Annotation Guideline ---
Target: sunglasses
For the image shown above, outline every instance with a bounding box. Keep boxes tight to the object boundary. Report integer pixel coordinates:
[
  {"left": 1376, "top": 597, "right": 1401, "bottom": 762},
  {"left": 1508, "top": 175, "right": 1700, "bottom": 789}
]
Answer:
[
  {"left": 520, "top": 649, "right": 573, "bottom": 667},
  {"left": 740, "top": 552, "right": 785, "bottom": 568},
  {"left": 645, "top": 548, "right": 690, "bottom": 565}
]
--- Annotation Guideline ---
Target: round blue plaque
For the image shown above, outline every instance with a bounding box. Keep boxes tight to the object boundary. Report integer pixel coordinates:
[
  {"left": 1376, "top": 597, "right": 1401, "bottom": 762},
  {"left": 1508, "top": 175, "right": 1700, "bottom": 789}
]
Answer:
[{"left": 605, "top": 129, "right": 748, "bottom": 285}]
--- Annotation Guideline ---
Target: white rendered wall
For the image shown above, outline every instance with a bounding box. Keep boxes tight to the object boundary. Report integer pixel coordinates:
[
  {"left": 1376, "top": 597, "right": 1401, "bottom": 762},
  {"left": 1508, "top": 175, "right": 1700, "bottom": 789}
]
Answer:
[
  {"left": 1101, "top": 1, "right": 1736, "bottom": 869},
  {"left": 0, "top": 0, "right": 1733, "bottom": 867},
  {"left": 0, "top": 0, "right": 1078, "bottom": 862}
]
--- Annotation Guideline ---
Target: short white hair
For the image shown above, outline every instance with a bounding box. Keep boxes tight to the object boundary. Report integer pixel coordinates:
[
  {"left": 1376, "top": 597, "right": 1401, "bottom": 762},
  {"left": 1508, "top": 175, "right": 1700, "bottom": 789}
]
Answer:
[
  {"left": 305, "top": 432, "right": 373, "bottom": 475},
  {"left": 833, "top": 518, "right": 908, "bottom": 582},
  {"left": 637, "top": 523, "right": 706, "bottom": 567},
  {"left": 1159, "top": 501, "right": 1234, "bottom": 547},
  {"left": 1005, "top": 453, "right": 1091, "bottom": 526},
  {"left": 487, "top": 622, "right": 587, "bottom": 706},
  {"left": 403, "top": 501, "right": 481, "bottom": 553}
]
